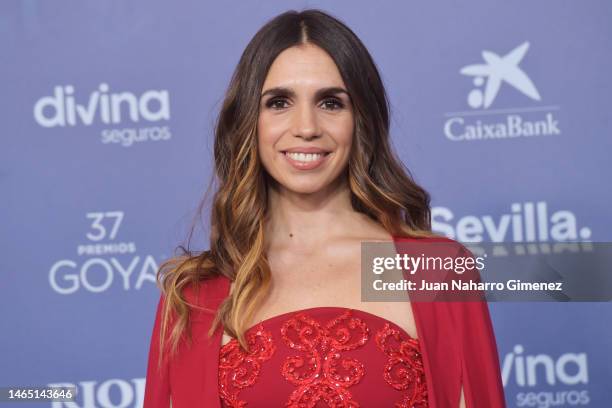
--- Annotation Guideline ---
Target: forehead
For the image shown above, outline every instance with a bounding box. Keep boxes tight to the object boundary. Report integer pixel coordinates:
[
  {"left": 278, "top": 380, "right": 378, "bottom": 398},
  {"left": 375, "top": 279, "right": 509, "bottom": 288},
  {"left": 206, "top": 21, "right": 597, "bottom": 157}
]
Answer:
[{"left": 262, "top": 43, "right": 346, "bottom": 90}]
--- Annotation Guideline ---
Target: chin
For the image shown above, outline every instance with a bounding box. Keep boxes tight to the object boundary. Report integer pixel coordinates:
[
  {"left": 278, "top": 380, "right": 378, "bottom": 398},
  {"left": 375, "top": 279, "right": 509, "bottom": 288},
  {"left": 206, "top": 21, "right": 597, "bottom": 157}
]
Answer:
[{"left": 278, "top": 178, "right": 332, "bottom": 195}]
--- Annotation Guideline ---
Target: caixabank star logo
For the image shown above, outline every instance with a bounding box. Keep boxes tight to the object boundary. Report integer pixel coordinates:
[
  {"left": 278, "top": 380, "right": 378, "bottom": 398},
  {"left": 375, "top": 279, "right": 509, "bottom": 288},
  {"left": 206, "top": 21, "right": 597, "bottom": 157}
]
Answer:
[
  {"left": 460, "top": 41, "right": 541, "bottom": 110},
  {"left": 443, "top": 42, "right": 561, "bottom": 142}
]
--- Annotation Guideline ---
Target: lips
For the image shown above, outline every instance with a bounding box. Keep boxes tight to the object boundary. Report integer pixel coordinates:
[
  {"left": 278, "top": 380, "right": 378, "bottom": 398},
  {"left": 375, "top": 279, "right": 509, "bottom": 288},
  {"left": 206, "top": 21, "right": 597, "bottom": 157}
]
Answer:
[
  {"left": 281, "top": 148, "right": 331, "bottom": 170},
  {"left": 282, "top": 147, "right": 331, "bottom": 154}
]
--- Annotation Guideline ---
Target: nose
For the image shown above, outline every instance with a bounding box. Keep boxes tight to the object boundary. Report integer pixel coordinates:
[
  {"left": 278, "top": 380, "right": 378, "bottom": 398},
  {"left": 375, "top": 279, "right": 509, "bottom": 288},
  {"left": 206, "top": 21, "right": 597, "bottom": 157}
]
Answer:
[{"left": 292, "top": 103, "right": 320, "bottom": 140}]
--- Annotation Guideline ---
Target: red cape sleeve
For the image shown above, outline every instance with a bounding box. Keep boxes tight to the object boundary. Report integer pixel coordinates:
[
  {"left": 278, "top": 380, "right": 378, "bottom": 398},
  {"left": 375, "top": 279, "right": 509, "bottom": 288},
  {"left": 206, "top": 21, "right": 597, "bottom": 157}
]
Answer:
[
  {"left": 452, "top": 245, "right": 506, "bottom": 407},
  {"left": 452, "top": 299, "right": 506, "bottom": 407},
  {"left": 143, "top": 294, "right": 171, "bottom": 408}
]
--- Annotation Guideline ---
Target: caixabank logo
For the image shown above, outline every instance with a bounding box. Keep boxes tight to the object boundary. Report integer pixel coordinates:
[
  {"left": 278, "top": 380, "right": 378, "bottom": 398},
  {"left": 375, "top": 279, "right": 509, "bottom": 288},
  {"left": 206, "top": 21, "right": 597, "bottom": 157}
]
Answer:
[
  {"left": 502, "top": 345, "right": 590, "bottom": 407},
  {"left": 33, "top": 83, "right": 172, "bottom": 147},
  {"left": 443, "top": 42, "right": 561, "bottom": 142}
]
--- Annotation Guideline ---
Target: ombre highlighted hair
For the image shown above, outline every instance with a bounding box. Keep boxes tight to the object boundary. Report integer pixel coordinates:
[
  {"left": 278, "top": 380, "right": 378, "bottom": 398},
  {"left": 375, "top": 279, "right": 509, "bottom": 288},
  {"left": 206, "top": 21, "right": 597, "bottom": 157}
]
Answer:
[{"left": 156, "top": 9, "right": 435, "bottom": 366}]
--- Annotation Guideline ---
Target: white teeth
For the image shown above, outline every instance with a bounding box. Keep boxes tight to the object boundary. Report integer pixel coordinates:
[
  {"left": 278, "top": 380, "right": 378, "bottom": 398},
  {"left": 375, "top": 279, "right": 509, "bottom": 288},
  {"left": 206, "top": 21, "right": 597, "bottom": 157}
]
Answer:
[{"left": 286, "top": 152, "right": 325, "bottom": 162}]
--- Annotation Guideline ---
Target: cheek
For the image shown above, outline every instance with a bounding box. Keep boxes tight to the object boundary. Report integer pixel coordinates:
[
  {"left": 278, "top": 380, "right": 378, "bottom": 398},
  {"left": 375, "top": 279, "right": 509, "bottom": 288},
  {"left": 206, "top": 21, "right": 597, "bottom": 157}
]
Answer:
[
  {"left": 257, "top": 113, "right": 285, "bottom": 147},
  {"left": 257, "top": 115, "right": 281, "bottom": 168},
  {"left": 326, "top": 115, "right": 354, "bottom": 148}
]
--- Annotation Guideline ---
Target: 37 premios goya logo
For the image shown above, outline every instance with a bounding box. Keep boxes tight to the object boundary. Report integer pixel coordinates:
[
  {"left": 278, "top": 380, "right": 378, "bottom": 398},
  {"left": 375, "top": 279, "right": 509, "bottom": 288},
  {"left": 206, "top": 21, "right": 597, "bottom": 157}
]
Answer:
[
  {"left": 33, "top": 83, "right": 171, "bottom": 147},
  {"left": 48, "top": 211, "right": 160, "bottom": 294},
  {"left": 443, "top": 42, "right": 561, "bottom": 142}
]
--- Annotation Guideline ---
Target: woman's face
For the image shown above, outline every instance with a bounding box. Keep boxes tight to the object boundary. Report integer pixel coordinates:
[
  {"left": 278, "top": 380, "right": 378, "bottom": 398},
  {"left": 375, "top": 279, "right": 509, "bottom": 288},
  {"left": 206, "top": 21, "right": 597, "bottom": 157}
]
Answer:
[{"left": 257, "top": 43, "right": 354, "bottom": 195}]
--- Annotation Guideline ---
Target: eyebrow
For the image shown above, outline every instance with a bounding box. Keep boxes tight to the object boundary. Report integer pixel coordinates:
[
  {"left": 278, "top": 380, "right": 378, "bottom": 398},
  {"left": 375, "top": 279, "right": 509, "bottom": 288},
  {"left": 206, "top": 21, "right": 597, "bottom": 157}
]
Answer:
[{"left": 260, "top": 86, "right": 350, "bottom": 101}]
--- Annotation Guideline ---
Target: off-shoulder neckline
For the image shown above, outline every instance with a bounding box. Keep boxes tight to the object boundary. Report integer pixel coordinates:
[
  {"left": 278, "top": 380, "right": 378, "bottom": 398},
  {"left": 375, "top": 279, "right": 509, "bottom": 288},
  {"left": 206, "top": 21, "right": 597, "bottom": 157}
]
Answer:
[{"left": 222, "top": 305, "right": 418, "bottom": 345}]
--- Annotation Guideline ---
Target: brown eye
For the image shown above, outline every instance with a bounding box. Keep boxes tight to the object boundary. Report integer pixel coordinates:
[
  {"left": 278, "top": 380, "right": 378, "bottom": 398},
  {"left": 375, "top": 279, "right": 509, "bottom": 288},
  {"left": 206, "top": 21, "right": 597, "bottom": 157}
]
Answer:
[
  {"left": 266, "top": 97, "right": 290, "bottom": 110},
  {"left": 321, "top": 98, "right": 344, "bottom": 110}
]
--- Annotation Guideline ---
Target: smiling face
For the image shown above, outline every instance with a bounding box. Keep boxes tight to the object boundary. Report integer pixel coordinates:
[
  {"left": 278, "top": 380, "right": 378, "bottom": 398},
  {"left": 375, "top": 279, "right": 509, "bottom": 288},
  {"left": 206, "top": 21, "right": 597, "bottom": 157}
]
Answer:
[{"left": 257, "top": 43, "right": 354, "bottom": 195}]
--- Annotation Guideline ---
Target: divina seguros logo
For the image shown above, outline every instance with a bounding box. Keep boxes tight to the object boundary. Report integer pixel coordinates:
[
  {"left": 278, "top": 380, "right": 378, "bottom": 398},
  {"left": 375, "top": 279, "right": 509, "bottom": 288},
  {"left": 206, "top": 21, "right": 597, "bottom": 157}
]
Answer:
[
  {"left": 502, "top": 345, "right": 590, "bottom": 408},
  {"left": 33, "top": 83, "right": 171, "bottom": 147},
  {"left": 443, "top": 42, "right": 561, "bottom": 142}
]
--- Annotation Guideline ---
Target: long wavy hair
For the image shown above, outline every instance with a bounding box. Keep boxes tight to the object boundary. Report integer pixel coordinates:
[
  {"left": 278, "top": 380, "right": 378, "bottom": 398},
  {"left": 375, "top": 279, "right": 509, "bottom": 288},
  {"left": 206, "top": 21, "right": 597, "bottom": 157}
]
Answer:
[{"left": 156, "top": 9, "right": 435, "bottom": 367}]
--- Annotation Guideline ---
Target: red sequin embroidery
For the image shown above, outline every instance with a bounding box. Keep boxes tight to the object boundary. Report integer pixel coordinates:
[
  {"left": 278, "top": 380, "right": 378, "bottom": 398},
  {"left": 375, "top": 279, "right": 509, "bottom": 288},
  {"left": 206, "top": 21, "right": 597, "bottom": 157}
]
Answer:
[
  {"left": 280, "top": 309, "right": 369, "bottom": 407},
  {"left": 218, "top": 324, "right": 276, "bottom": 408},
  {"left": 375, "top": 323, "right": 428, "bottom": 407}
]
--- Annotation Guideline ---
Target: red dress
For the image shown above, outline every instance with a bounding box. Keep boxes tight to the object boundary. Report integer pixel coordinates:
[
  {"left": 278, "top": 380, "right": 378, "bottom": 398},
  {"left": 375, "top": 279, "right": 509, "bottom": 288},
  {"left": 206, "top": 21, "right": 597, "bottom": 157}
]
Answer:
[
  {"left": 143, "top": 236, "right": 506, "bottom": 408},
  {"left": 218, "top": 306, "right": 427, "bottom": 407}
]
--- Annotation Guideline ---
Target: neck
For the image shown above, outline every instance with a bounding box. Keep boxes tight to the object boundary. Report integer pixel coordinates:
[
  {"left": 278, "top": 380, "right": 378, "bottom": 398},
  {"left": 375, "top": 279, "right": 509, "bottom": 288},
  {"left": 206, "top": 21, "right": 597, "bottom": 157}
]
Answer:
[{"left": 264, "top": 176, "right": 363, "bottom": 249}]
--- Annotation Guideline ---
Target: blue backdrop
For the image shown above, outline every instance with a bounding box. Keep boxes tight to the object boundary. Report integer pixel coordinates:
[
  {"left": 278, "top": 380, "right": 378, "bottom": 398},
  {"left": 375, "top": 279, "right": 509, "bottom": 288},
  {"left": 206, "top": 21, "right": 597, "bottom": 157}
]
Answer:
[{"left": 1, "top": 1, "right": 610, "bottom": 407}]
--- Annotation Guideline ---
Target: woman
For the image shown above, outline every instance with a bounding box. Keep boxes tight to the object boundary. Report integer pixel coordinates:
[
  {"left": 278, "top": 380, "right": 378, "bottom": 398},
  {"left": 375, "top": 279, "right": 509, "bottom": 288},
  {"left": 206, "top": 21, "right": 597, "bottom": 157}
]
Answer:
[{"left": 144, "top": 9, "right": 505, "bottom": 408}]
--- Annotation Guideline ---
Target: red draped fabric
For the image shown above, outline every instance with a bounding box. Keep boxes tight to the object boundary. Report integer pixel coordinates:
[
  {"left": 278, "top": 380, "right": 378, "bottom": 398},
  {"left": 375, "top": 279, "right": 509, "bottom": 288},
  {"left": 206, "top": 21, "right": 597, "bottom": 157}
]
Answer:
[{"left": 143, "top": 236, "right": 506, "bottom": 408}]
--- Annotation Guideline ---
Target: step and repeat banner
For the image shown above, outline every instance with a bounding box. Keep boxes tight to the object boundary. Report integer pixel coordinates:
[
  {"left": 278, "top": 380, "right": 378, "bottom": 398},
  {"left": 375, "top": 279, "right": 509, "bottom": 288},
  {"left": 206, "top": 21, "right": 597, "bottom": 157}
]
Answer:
[{"left": 1, "top": 1, "right": 610, "bottom": 407}]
